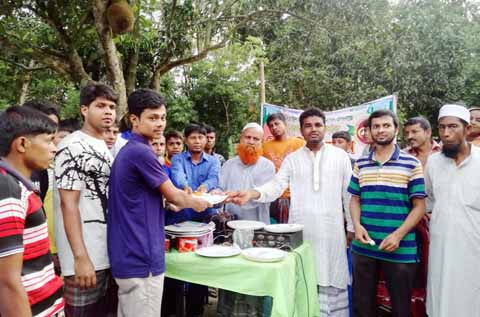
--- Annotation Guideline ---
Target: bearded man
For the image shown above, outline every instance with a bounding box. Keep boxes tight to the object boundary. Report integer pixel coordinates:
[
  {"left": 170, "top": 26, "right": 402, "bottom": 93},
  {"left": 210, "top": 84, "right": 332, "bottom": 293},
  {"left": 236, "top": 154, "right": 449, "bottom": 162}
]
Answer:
[
  {"left": 220, "top": 122, "right": 275, "bottom": 223},
  {"left": 216, "top": 122, "right": 275, "bottom": 316},
  {"left": 426, "top": 104, "right": 480, "bottom": 317}
]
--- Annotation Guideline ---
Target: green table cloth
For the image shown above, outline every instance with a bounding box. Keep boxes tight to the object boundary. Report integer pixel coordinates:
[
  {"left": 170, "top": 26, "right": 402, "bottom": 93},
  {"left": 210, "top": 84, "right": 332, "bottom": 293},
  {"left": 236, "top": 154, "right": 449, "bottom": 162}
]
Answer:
[{"left": 165, "top": 243, "right": 320, "bottom": 317}]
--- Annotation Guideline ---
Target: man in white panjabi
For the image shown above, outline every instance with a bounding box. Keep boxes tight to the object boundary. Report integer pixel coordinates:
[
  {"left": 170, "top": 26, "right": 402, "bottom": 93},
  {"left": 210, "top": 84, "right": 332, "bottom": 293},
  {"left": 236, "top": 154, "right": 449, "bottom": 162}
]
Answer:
[
  {"left": 426, "top": 104, "right": 480, "bottom": 317},
  {"left": 216, "top": 122, "right": 276, "bottom": 316},
  {"left": 231, "top": 108, "right": 354, "bottom": 317}
]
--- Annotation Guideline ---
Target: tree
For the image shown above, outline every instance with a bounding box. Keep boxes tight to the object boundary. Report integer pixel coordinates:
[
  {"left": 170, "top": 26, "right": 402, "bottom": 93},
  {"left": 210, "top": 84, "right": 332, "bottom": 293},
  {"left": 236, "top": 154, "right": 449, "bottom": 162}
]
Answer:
[
  {"left": 254, "top": 0, "right": 480, "bottom": 128},
  {"left": 0, "top": 0, "right": 291, "bottom": 113},
  {"left": 184, "top": 39, "right": 263, "bottom": 157}
]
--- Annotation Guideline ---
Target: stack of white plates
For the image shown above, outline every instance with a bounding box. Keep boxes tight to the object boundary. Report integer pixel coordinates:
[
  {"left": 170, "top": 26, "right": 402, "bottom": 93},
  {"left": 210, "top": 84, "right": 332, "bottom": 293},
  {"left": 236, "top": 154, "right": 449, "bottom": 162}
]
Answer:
[{"left": 165, "top": 221, "right": 215, "bottom": 237}]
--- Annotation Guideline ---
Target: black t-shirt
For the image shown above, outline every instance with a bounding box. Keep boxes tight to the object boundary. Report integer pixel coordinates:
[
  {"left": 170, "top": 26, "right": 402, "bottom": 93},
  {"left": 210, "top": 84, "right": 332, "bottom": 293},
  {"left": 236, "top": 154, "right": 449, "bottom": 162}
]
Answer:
[{"left": 31, "top": 169, "right": 49, "bottom": 201}]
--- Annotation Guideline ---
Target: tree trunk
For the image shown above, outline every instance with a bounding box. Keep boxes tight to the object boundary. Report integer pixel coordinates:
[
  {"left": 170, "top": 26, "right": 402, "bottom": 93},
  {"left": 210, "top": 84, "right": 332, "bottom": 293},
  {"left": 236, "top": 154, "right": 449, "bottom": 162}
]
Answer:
[
  {"left": 150, "top": 66, "right": 164, "bottom": 91},
  {"left": 18, "top": 61, "right": 35, "bottom": 105},
  {"left": 125, "top": 49, "right": 139, "bottom": 95},
  {"left": 93, "top": 0, "right": 128, "bottom": 115},
  {"left": 125, "top": 0, "right": 142, "bottom": 96}
]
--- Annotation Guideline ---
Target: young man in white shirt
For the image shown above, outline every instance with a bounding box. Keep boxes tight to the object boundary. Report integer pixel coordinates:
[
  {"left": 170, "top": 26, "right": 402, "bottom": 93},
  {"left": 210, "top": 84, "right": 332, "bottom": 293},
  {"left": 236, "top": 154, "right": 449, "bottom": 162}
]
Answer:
[{"left": 54, "top": 83, "right": 118, "bottom": 316}]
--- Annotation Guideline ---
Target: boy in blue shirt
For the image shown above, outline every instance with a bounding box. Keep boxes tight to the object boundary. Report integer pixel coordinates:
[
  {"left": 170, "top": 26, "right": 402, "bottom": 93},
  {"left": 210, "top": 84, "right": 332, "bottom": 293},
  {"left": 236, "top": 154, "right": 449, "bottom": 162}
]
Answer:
[{"left": 108, "top": 89, "right": 210, "bottom": 317}]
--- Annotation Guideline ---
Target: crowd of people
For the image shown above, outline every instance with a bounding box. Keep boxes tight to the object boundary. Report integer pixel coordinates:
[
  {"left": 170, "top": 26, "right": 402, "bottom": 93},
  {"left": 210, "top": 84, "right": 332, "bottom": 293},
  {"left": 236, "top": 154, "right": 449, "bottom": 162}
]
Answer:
[{"left": 0, "top": 82, "right": 478, "bottom": 317}]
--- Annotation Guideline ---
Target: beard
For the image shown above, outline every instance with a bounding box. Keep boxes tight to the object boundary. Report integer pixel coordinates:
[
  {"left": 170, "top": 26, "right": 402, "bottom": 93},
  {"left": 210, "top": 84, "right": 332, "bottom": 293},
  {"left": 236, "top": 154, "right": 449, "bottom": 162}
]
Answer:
[
  {"left": 237, "top": 143, "right": 263, "bottom": 165},
  {"left": 373, "top": 134, "right": 395, "bottom": 146},
  {"left": 442, "top": 143, "right": 461, "bottom": 158}
]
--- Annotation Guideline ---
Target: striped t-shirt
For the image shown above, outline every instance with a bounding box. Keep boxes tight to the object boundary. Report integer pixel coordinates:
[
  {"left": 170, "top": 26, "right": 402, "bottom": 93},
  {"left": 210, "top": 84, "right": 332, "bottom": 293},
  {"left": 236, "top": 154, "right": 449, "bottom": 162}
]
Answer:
[
  {"left": 0, "top": 163, "right": 64, "bottom": 316},
  {"left": 348, "top": 145, "right": 426, "bottom": 263}
]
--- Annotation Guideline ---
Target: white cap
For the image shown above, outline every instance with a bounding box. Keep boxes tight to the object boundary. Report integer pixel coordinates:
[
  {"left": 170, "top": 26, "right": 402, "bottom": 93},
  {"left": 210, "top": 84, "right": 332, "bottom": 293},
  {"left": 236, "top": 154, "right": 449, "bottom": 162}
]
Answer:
[
  {"left": 469, "top": 106, "right": 480, "bottom": 112},
  {"left": 242, "top": 122, "right": 264, "bottom": 134},
  {"left": 438, "top": 104, "right": 470, "bottom": 124}
]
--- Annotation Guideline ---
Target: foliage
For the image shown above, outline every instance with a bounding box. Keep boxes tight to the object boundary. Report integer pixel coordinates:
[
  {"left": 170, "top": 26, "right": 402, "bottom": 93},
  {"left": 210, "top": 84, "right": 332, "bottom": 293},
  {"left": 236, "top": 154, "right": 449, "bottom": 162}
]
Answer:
[
  {"left": 1, "top": 0, "right": 480, "bottom": 142},
  {"left": 185, "top": 40, "right": 262, "bottom": 157},
  {"left": 258, "top": 0, "right": 480, "bottom": 131}
]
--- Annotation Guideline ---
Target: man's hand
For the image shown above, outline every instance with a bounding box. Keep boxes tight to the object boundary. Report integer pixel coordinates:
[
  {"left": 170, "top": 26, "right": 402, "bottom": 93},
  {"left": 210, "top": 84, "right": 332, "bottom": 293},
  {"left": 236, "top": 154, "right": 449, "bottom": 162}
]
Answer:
[
  {"left": 166, "top": 201, "right": 181, "bottom": 212},
  {"left": 196, "top": 185, "right": 208, "bottom": 193},
  {"left": 424, "top": 212, "right": 432, "bottom": 222},
  {"left": 74, "top": 255, "right": 96, "bottom": 289},
  {"left": 184, "top": 186, "right": 193, "bottom": 194},
  {"left": 209, "top": 188, "right": 224, "bottom": 195},
  {"left": 190, "top": 196, "right": 212, "bottom": 212},
  {"left": 354, "top": 224, "right": 372, "bottom": 245},
  {"left": 379, "top": 232, "right": 402, "bottom": 252},
  {"left": 346, "top": 231, "right": 354, "bottom": 246},
  {"left": 227, "top": 190, "right": 252, "bottom": 206}
]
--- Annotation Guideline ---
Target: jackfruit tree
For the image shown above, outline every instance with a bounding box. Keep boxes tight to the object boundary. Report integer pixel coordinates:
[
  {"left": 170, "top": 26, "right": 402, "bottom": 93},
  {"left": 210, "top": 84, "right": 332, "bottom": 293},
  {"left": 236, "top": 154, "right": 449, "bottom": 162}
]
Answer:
[{"left": 0, "top": 0, "right": 289, "bottom": 113}]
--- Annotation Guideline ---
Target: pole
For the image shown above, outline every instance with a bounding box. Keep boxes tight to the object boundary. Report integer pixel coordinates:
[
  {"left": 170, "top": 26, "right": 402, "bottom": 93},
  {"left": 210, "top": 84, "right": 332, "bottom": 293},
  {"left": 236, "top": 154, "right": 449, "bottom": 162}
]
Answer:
[{"left": 259, "top": 61, "right": 266, "bottom": 105}]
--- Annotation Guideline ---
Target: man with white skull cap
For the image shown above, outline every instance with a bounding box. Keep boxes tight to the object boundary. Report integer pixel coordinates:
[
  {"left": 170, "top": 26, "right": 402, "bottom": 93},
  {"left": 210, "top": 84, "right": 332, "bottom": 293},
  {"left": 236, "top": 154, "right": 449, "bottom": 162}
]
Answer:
[
  {"left": 425, "top": 104, "right": 480, "bottom": 317},
  {"left": 216, "top": 122, "right": 275, "bottom": 316}
]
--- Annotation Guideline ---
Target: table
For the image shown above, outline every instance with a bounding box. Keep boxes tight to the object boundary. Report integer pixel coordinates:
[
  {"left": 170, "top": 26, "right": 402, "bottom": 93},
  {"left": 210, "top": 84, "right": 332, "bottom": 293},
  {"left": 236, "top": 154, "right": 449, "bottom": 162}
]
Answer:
[{"left": 165, "top": 243, "right": 320, "bottom": 317}]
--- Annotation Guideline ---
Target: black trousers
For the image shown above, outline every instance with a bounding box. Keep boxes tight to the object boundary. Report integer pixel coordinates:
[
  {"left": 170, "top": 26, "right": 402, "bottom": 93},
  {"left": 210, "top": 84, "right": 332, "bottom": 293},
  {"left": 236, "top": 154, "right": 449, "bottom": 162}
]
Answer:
[
  {"left": 352, "top": 252, "right": 417, "bottom": 317},
  {"left": 161, "top": 278, "right": 208, "bottom": 317}
]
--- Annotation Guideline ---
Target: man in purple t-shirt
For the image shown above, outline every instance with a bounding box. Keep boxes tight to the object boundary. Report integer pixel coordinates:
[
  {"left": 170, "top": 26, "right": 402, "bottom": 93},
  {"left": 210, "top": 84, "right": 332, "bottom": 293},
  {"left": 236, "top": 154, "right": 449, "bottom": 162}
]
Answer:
[{"left": 107, "top": 89, "right": 210, "bottom": 317}]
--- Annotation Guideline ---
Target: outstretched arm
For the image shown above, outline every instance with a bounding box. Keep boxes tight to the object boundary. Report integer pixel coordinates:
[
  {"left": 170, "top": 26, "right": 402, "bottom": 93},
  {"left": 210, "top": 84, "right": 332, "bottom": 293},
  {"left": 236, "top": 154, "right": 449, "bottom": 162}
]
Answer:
[{"left": 160, "top": 179, "right": 211, "bottom": 212}]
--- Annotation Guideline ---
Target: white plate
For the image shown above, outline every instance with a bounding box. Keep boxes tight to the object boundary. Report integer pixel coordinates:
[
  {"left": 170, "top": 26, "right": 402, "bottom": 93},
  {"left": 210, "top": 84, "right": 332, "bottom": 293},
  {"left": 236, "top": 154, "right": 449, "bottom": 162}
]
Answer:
[
  {"left": 264, "top": 224, "right": 304, "bottom": 233},
  {"left": 227, "top": 220, "right": 265, "bottom": 230},
  {"left": 165, "top": 221, "right": 215, "bottom": 234},
  {"left": 241, "top": 247, "right": 287, "bottom": 263},
  {"left": 166, "top": 229, "right": 213, "bottom": 237},
  {"left": 195, "top": 245, "right": 241, "bottom": 258},
  {"left": 193, "top": 193, "right": 228, "bottom": 205}
]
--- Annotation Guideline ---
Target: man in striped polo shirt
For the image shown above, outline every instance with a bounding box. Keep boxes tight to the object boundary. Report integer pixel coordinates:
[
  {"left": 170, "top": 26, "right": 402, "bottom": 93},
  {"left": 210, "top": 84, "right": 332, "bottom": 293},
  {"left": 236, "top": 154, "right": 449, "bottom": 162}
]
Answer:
[
  {"left": 0, "top": 106, "right": 64, "bottom": 316},
  {"left": 348, "top": 110, "right": 426, "bottom": 317}
]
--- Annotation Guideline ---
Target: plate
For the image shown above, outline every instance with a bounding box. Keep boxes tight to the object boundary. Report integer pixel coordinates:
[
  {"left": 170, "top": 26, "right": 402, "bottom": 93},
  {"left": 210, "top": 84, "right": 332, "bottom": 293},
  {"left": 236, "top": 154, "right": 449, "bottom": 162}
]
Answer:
[
  {"left": 165, "top": 221, "right": 215, "bottom": 234},
  {"left": 227, "top": 220, "right": 265, "bottom": 230},
  {"left": 264, "top": 224, "right": 304, "bottom": 233},
  {"left": 193, "top": 193, "right": 228, "bottom": 205},
  {"left": 195, "top": 245, "right": 241, "bottom": 258},
  {"left": 166, "top": 229, "right": 213, "bottom": 237},
  {"left": 241, "top": 247, "right": 287, "bottom": 263}
]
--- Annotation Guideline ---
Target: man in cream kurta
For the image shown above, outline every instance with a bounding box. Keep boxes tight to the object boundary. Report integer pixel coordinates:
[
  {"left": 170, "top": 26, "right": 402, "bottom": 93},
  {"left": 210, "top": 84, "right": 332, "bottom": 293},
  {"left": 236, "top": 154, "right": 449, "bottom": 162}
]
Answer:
[
  {"left": 231, "top": 108, "right": 353, "bottom": 317},
  {"left": 426, "top": 104, "right": 480, "bottom": 317}
]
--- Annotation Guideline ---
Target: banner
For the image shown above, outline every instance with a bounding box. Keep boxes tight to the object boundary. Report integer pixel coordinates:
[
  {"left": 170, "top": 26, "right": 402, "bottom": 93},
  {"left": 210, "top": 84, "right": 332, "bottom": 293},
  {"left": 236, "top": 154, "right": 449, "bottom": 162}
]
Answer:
[{"left": 260, "top": 95, "right": 397, "bottom": 158}]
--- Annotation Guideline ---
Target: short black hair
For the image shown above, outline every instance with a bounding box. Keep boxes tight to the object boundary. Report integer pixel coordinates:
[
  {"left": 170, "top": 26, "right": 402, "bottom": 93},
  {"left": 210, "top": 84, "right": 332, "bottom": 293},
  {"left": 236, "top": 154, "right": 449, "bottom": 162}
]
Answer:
[
  {"left": 58, "top": 118, "right": 81, "bottom": 133},
  {"left": 128, "top": 88, "right": 166, "bottom": 117},
  {"left": 0, "top": 106, "right": 57, "bottom": 156},
  {"left": 332, "top": 131, "right": 352, "bottom": 142},
  {"left": 118, "top": 113, "right": 131, "bottom": 133},
  {"left": 299, "top": 107, "right": 326, "bottom": 128},
  {"left": 184, "top": 124, "right": 207, "bottom": 138},
  {"left": 80, "top": 83, "right": 118, "bottom": 108},
  {"left": 266, "top": 112, "right": 286, "bottom": 125},
  {"left": 23, "top": 100, "right": 59, "bottom": 121},
  {"left": 165, "top": 130, "right": 184, "bottom": 142},
  {"left": 367, "top": 109, "right": 399, "bottom": 129},
  {"left": 205, "top": 125, "right": 216, "bottom": 134},
  {"left": 404, "top": 116, "right": 431, "bottom": 131}
]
